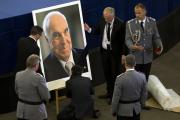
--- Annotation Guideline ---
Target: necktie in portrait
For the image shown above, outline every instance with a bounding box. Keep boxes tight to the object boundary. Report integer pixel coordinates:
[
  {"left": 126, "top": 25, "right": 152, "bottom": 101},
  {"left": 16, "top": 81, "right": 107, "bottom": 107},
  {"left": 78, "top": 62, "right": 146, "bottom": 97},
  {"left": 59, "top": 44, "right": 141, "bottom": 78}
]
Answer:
[{"left": 65, "top": 61, "right": 73, "bottom": 75}]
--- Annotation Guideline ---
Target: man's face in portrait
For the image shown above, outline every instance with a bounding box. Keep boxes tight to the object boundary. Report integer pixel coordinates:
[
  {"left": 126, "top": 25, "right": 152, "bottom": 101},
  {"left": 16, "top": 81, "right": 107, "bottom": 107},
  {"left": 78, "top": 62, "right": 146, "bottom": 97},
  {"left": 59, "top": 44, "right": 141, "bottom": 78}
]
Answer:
[{"left": 49, "top": 14, "right": 72, "bottom": 61}]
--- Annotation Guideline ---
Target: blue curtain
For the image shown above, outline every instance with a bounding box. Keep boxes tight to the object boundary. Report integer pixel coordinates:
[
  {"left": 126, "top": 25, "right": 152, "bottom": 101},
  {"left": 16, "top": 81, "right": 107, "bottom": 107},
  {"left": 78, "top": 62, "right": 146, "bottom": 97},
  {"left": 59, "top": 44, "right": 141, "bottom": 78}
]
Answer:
[
  {"left": 81, "top": 0, "right": 180, "bottom": 48},
  {"left": 0, "top": 14, "right": 33, "bottom": 75}
]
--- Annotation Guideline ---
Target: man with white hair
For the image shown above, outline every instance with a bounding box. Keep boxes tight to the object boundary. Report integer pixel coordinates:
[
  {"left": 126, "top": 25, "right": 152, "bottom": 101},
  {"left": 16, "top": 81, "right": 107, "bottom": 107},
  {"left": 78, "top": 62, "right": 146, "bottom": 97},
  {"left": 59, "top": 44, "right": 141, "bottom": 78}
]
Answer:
[
  {"left": 43, "top": 11, "right": 87, "bottom": 82},
  {"left": 84, "top": 7, "right": 127, "bottom": 103}
]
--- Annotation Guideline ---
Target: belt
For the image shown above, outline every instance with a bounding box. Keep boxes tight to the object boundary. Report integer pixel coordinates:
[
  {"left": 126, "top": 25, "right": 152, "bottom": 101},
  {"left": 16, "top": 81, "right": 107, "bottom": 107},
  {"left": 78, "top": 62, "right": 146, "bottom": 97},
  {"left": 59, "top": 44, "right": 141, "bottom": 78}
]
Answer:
[
  {"left": 119, "top": 98, "right": 140, "bottom": 104},
  {"left": 18, "top": 98, "right": 43, "bottom": 105}
]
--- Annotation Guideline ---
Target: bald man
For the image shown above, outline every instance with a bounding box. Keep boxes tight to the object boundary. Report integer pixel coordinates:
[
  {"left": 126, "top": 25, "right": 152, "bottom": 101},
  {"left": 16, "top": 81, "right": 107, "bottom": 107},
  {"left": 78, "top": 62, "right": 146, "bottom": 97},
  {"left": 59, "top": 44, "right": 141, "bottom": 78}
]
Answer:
[{"left": 43, "top": 11, "right": 87, "bottom": 82}]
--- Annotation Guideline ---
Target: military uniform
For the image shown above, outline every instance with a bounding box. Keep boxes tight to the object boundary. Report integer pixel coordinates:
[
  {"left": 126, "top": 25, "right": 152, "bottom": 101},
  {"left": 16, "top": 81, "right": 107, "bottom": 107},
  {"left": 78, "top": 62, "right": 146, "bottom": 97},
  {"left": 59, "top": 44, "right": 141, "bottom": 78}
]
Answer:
[
  {"left": 125, "top": 17, "right": 163, "bottom": 80},
  {"left": 125, "top": 17, "right": 163, "bottom": 64},
  {"left": 111, "top": 69, "right": 147, "bottom": 119},
  {"left": 15, "top": 68, "right": 50, "bottom": 120}
]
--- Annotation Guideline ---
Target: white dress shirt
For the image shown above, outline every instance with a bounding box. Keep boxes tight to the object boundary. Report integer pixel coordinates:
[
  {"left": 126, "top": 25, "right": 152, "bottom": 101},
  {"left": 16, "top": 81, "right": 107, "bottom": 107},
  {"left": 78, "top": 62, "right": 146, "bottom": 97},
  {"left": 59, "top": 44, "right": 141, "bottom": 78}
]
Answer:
[
  {"left": 138, "top": 17, "right": 146, "bottom": 28},
  {"left": 102, "top": 18, "right": 114, "bottom": 50}
]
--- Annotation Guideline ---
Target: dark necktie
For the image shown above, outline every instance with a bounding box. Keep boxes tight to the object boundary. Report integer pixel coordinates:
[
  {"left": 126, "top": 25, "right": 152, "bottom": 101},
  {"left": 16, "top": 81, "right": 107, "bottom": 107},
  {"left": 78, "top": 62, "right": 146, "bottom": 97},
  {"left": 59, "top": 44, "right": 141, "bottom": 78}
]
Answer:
[
  {"left": 140, "top": 21, "right": 144, "bottom": 31},
  {"left": 107, "top": 23, "right": 111, "bottom": 41}
]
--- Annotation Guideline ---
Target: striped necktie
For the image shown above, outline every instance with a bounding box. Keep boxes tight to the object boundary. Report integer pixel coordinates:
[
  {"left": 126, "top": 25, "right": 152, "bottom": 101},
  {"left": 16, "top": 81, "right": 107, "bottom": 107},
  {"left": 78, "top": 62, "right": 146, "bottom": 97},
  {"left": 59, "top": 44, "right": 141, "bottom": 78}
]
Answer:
[{"left": 65, "top": 61, "right": 73, "bottom": 75}]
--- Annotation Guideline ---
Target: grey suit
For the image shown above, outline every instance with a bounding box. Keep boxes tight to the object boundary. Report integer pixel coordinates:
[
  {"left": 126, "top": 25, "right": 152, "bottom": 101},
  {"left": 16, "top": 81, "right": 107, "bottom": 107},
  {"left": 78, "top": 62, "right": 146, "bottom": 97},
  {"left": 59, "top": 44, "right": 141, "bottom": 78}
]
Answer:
[
  {"left": 125, "top": 17, "right": 163, "bottom": 64},
  {"left": 111, "top": 70, "right": 147, "bottom": 117},
  {"left": 15, "top": 68, "right": 50, "bottom": 120}
]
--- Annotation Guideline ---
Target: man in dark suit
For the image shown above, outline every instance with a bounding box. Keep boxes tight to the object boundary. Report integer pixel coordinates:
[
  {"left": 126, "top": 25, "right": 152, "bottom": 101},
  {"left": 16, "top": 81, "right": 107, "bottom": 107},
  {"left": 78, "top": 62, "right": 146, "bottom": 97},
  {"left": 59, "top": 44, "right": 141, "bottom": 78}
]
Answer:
[
  {"left": 66, "top": 65, "right": 100, "bottom": 120},
  {"left": 84, "top": 7, "right": 126, "bottom": 101},
  {"left": 16, "top": 26, "right": 43, "bottom": 73},
  {"left": 43, "top": 11, "right": 87, "bottom": 82},
  {"left": 112, "top": 54, "right": 147, "bottom": 120}
]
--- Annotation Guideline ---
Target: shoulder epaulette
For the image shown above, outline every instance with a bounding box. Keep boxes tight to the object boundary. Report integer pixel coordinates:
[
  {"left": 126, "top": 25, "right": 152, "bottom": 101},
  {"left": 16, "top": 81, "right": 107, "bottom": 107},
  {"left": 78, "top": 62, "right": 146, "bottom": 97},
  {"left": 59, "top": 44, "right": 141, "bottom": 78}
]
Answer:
[
  {"left": 138, "top": 71, "right": 145, "bottom": 76},
  {"left": 127, "top": 18, "right": 134, "bottom": 23},
  {"left": 116, "top": 72, "right": 125, "bottom": 78},
  {"left": 148, "top": 17, "right": 156, "bottom": 21},
  {"left": 36, "top": 73, "right": 44, "bottom": 78}
]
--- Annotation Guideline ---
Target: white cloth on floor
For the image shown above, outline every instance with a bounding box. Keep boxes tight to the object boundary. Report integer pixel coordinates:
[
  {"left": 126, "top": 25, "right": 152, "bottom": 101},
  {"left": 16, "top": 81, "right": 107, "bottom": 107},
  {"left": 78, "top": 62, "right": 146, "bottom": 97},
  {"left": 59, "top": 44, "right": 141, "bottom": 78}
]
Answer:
[{"left": 147, "top": 75, "right": 171, "bottom": 110}]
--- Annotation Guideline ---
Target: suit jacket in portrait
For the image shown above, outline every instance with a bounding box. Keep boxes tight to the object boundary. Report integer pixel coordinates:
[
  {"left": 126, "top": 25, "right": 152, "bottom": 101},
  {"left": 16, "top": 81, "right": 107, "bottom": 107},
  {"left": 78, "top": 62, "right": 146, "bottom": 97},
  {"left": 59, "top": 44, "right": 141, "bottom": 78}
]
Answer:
[
  {"left": 43, "top": 49, "right": 87, "bottom": 82},
  {"left": 91, "top": 17, "right": 127, "bottom": 56},
  {"left": 125, "top": 17, "right": 163, "bottom": 64},
  {"left": 111, "top": 70, "right": 147, "bottom": 117},
  {"left": 15, "top": 68, "right": 50, "bottom": 120},
  {"left": 16, "top": 37, "right": 41, "bottom": 72},
  {"left": 66, "top": 76, "right": 94, "bottom": 119}
]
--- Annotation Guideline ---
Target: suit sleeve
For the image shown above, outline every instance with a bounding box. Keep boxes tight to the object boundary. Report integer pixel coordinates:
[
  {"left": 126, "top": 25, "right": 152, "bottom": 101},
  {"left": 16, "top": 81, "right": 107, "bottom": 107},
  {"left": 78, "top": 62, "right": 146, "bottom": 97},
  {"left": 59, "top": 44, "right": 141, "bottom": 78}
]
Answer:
[
  {"left": 111, "top": 77, "right": 122, "bottom": 114},
  {"left": 140, "top": 74, "right": 147, "bottom": 107},
  {"left": 152, "top": 21, "right": 163, "bottom": 49},
  {"left": 90, "top": 18, "right": 103, "bottom": 35},
  {"left": 37, "top": 74, "right": 50, "bottom": 102},
  {"left": 65, "top": 80, "right": 72, "bottom": 98},
  {"left": 14, "top": 74, "right": 18, "bottom": 96},
  {"left": 89, "top": 80, "right": 95, "bottom": 95},
  {"left": 120, "top": 22, "right": 128, "bottom": 55}
]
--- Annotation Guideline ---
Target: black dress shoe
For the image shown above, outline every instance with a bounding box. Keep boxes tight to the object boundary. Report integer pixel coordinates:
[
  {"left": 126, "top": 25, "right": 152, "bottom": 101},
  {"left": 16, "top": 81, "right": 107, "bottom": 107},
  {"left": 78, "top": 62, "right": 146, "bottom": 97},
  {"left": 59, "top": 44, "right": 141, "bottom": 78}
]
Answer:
[{"left": 93, "top": 109, "right": 101, "bottom": 118}]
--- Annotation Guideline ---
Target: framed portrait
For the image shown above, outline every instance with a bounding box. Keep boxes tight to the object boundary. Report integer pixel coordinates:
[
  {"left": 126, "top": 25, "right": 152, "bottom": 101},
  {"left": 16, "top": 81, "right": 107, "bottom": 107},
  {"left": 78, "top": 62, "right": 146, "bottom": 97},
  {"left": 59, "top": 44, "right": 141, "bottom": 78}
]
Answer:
[{"left": 32, "top": 1, "right": 91, "bottom": 83}]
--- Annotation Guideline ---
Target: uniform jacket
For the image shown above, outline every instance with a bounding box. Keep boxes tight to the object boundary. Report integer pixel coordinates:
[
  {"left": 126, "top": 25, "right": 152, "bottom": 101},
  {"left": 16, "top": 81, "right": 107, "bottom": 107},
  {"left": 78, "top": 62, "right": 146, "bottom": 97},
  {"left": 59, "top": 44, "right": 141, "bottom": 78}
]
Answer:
[
  {"left": 111, "top": 70, "right": 147, "bottom": 117},
  {"left": 125, "top": 17, "right": 163, "bottom": 64},
  {"left": 66, "top": 76, "right": 94, "bottom": 119},
  {"left": 15, "top": 68, "right": 50, "bottom": 120}
]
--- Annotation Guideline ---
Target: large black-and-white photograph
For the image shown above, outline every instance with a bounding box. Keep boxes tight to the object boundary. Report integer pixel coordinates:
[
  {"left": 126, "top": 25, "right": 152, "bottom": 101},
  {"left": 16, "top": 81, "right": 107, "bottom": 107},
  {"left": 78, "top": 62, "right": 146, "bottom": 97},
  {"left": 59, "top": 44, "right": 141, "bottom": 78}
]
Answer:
[{"left": 32, "top": 1, "right": 91, "bottom": 82}]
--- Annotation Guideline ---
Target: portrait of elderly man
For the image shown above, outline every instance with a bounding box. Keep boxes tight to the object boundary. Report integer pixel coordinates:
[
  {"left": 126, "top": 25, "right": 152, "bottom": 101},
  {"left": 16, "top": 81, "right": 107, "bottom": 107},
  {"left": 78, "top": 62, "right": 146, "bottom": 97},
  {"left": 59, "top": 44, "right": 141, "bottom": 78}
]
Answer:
[{"left": 42, "top": 11, "right": 87, "bottom": 82}]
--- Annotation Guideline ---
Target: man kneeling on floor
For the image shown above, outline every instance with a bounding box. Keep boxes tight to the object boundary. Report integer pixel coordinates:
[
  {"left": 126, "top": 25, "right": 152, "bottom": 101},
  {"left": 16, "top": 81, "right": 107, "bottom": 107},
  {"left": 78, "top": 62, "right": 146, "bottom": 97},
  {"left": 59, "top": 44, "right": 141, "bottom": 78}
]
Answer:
[{"left": 65, "top": 65, "right": 100, "bottom": 120}]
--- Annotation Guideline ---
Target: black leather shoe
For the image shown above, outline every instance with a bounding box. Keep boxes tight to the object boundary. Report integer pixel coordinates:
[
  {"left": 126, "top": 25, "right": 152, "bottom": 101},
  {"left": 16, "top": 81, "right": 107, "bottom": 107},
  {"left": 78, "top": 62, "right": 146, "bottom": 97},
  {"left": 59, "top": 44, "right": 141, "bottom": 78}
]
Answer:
[{"left": 93, "top": 109, "right": 101, "bottom": 118}]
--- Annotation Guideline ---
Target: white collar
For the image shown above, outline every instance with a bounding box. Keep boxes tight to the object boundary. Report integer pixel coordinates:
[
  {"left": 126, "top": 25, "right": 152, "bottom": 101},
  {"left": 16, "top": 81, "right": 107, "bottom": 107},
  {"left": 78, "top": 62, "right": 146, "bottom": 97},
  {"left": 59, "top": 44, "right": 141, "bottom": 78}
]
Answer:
[
  {"left": 29, "top": 35, "right": 37, "bottom": 41},
  {"left": 126, "top": 68, "right": 135, "bottom": 72},
  {"left": 59, "top": 51, "right": 75, "bottom": 68},
  {"left": 138, "top": 16, "right": 146, "bottom": 23}
]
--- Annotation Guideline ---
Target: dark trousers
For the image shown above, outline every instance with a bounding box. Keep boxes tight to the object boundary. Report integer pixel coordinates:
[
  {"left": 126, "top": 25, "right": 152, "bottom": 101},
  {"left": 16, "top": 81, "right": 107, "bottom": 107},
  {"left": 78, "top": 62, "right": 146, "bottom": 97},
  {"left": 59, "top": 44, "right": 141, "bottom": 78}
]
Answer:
[
  {"left": 135, "top": 63, "right": 152, "bottom": 81},
  {"left": 117, "top": 110, "right": 140, "bottom": 120},
  {"left": 101, "top": 49, "right": 121, "bottom": 98},
  {"left": 18, "top": 118, "right": 47, "bottom": 120}
]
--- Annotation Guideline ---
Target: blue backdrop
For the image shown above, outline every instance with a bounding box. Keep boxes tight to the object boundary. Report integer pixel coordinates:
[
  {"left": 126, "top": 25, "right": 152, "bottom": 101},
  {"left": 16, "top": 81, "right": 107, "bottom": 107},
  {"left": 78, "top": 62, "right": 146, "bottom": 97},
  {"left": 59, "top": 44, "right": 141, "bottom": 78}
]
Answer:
[
  {"left": 81, "top": 0, "right": 180, "bottom": 48},
  {"left": 0, "top": 0, "right": 180, "bottom": 75}
]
